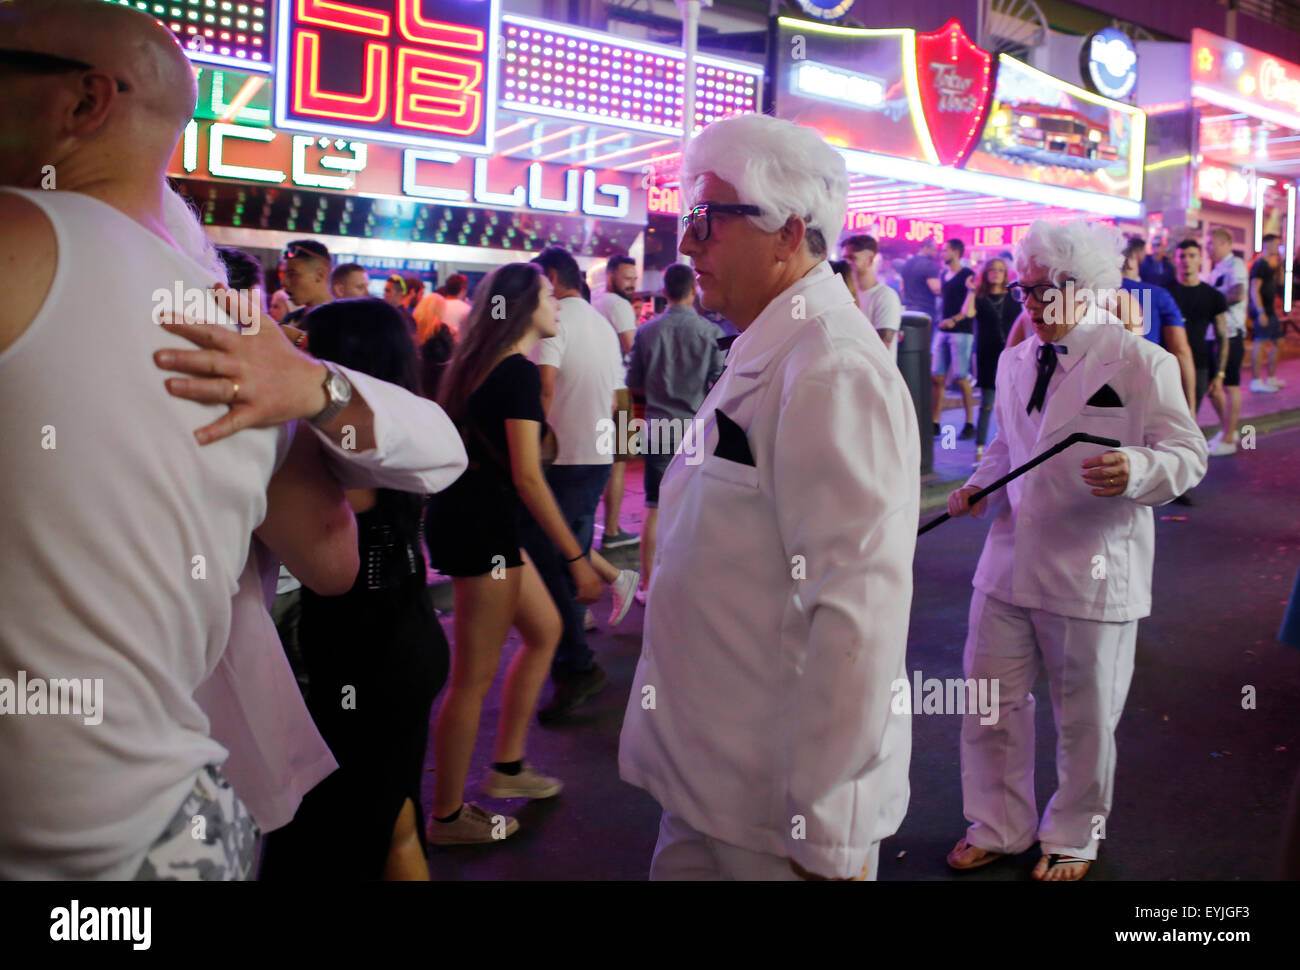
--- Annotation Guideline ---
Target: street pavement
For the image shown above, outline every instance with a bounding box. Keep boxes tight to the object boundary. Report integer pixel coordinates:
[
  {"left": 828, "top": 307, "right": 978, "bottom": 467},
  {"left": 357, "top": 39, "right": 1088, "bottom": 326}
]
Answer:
[{"left": 421, "top": 388, "right": 1300, "bottom": 882}]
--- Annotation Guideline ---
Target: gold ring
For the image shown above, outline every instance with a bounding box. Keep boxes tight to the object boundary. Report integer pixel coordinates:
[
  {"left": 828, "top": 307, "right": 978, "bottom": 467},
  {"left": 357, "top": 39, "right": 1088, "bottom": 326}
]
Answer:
[{"left": 230, "top": 381, "right": 240, "bottom": 403}]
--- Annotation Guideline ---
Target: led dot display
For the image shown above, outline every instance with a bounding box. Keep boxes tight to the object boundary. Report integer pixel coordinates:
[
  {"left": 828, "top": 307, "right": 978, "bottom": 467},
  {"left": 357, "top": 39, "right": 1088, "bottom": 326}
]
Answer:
[
  {"left": 500, "top": 17, "right": 761, "bottom": 135},
  {"left": 101, "top": 0, "right": 272, "bottom": 72}
]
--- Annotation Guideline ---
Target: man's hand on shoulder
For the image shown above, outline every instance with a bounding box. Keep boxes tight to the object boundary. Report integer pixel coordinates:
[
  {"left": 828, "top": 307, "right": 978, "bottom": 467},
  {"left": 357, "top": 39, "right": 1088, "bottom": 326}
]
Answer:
[{"left": 153, "top": 284, "right": 329, "bottom": 444}]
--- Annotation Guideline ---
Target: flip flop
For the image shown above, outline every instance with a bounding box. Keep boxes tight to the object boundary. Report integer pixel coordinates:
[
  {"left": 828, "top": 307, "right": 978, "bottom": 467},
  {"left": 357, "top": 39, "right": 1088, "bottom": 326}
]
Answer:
[
  {"left": 1032, "top": 853, "right": 1091, "bottom": 882},
  {"left": 946, "top": 837, "right": 1005, "bottom": 871}
]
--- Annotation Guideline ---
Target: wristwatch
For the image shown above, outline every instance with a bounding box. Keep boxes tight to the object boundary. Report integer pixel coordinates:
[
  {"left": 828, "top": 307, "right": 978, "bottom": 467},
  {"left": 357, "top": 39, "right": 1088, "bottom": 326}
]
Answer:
[{"left": 308, "top": 362, "right": 352, "bottom": 427}]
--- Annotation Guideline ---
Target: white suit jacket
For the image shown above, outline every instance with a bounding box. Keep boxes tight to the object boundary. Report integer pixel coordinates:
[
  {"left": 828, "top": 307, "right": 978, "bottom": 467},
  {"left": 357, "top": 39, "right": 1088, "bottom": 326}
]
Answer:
[
  {"left": 619, "top": 262, "right": 920, "bottom": 878},
  {"left": 966, "top": 312, "right": 1208, "bottom": 622}
]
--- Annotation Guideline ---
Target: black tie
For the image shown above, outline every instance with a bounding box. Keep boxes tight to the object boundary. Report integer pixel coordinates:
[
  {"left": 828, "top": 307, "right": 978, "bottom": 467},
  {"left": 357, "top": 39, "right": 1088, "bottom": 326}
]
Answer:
[{"left": 1027, "top": 343, "right": 1058, "bottom": 415}]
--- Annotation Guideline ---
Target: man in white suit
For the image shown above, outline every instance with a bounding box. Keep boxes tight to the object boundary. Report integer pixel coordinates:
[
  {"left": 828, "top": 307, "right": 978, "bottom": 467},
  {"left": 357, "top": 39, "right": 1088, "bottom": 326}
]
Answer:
[
  {"left": 618, "top": 114, "right": 920, "bottom": 881},
  {"left": 945, "top": 220, "right": 1208, "bottom": 881}
]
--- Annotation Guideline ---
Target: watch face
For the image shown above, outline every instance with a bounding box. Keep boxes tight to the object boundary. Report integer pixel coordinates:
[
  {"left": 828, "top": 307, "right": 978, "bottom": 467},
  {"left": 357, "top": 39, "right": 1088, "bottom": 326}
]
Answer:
[{"left": 327, "top": 372, "right": 349, "bottom": 400}]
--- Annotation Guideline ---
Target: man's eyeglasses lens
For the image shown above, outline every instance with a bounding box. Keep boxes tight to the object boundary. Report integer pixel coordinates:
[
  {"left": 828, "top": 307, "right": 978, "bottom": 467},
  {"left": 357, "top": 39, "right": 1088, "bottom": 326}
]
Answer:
[{"left": 1009, "top": 282, "right": 1059, "bottom": 303}]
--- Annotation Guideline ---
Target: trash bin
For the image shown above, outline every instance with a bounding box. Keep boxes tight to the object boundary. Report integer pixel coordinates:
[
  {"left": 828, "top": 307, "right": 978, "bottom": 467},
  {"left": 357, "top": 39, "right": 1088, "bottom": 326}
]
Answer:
[{"left": 897, "top": 312, "right": 934, "bottom": 476}]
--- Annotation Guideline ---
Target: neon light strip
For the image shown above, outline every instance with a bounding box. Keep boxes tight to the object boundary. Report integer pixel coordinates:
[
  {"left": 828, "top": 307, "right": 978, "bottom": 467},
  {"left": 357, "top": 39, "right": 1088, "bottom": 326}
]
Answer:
[
  {"left": 493, "top": 117, "right": 539, "bottom": 139},
  {"left": 1145, "top": 154, "right": 1192, "bottom": 172},
  {"left": 534, "top": 131, "right": 628, "bottom": 163},
  {"left": 584, "top": 138, "right": 676, "bottom": 167},
  {"left": 614, "top": 151, "right": 681, "bottom": 172},
  {"left": 218, "top": 76, "right": 267, "bottom": 124},
  {"left": 839, "top": 146, "right": 1143, "bottom": 219},
  {"left": 186, "top": 51, "right": 273, "bottom": 74},
  {"left": 775, "top": 17, "right": 912, "bottom": 39},
  {"left": 1256, "top": 177, "right": 1276, "bottom": 251},
  {"left": 1192, "top": 83, "right": 1300, "bottom": 132},
  {"left": 904, "top": 30, "right": 940, "bottom": 166},
  {"left": 1286, "top": 183, "right": 1295, "bottom": 312},
  {"left": 500, "top": 125, "right": 586, "bottom": 155}
]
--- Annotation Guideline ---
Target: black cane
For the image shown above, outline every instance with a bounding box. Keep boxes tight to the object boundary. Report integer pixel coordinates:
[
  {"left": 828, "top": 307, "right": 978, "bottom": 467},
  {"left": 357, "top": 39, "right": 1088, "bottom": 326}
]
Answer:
[{"left": 917, "top": 432, "right": 1123, "bottom": 537}]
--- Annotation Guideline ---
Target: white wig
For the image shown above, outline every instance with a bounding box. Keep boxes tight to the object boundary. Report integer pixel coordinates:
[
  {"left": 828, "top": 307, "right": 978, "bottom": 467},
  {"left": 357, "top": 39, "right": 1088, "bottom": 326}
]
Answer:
[
  {"left": 1015, "top": 219, "right": 1123, "bottom": 295},
  {"left": 162, "top": 182, "right": 227, "bottom": 284},
  {"left": 679, "top": 113, "right": 848, "bottom": 258}
]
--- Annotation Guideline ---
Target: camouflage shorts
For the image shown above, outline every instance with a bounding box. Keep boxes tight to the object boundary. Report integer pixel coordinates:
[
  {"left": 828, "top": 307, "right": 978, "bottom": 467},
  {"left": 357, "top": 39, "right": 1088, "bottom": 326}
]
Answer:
[{"left": 134, "top": 764, "right": 259, "bottom": 881}]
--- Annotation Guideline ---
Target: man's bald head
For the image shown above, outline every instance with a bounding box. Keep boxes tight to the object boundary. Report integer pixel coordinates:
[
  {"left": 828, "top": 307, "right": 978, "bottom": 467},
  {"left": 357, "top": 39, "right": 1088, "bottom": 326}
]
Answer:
[{"left": 0, "top": 0, "right": 197, "bottom": 186}]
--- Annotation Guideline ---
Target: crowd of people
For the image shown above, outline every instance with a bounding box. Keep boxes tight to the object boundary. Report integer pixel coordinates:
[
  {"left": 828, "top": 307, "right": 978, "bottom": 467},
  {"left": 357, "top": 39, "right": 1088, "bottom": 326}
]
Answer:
[{"left": 2, "top": 0, "right": 1295, "bottom": 885}]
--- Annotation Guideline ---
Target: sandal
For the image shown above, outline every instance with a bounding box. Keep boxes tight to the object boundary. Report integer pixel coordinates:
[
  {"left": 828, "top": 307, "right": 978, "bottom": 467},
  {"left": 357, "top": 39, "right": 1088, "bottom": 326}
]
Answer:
[
  {"left": 1032, "top": 853, "right": 1091, "bottom": 882},
  {"left": 946, "top": 837, "right": 1005, "bottom": 871}
]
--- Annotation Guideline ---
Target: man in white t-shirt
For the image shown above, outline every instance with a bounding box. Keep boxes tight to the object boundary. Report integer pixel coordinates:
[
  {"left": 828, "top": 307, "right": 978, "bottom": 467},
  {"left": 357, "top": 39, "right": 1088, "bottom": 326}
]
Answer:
[
  {"left": 592, "top": 255, "right": 640, "bottom": 549},
  {"left": 525, "top": 247, "right": 626, "bottom": 721},
  {"left": 1206, "top": 228, "right": 1249, "bottom": 456},
  {"left": 842, "top": 234, "right": 902, "bottom": 364},
  {"left": 439, "top": 273, "right": 472, "bottom": 335}
]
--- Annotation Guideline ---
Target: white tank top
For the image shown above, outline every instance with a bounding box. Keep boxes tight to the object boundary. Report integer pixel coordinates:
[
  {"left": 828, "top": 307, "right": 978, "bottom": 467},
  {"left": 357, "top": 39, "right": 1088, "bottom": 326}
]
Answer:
[{"left": 0, "top": 189, "right": 285, "bottom": 878}]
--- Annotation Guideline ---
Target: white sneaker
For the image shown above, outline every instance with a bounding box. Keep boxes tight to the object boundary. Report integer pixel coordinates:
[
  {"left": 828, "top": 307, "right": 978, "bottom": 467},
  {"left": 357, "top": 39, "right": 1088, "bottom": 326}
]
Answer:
[
  {"left": 584, "top": 609, "right": 597, "bottom": 632},
  {"left": 609, "top": 569, "right": 639, "bottom": 627},
  {"left": 1250, "top": 379, "right": 1279, "bottom": 393},
  {"left": 1209, "top": 436, "right": 1238, "bottom": 457},
  {"left": 1269, "top": 376, "right": 1286, "bottom": 388}
]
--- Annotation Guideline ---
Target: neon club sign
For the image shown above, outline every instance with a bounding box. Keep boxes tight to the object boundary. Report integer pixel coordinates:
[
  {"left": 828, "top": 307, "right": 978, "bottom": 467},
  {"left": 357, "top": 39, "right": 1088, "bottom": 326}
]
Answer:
[
  {"left": 1191, "top": 28, "right": 1300, "bottom": 129},
  {"left": 274, "top": 0, "right": 500, "bottom": 153},
  {"left": 170, "top": 119, "right": 644, "bottom": 222}
]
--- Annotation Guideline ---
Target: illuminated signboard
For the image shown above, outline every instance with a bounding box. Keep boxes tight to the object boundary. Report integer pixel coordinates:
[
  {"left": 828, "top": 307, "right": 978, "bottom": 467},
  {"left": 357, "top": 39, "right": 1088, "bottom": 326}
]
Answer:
[
  {"left": 1197, "top": 162, "right": 1256, "bottom": 208},
  {"left": 965, "top": 55, "right": 1145, "bottom": 204},
  {"left": 169, "top": 118, "right": 646, "bottom": 223},
  {"left": 913, "top": 20, "right": 994, "bottom": 168},
  {"left": 795, "top": 0, "right": 856, "bottom": 22},
  {"left": 104, "top": 0, "right": 273, "bottom": 72},
  {"left": 499, "top": 15, "right": 762, "bottom": 136},
  {"left": 843, "top": 212, "right": 944, "bottom": 244},
  {"left": 274, "top": 0, "right": 499, "bottom": 153},
  {"left": 1081, "top": 28, "right": 1137, "bottom": 101},
  {"left": 1191, "top": 28, "right": 1300, "bottom": 130},
  {"left": 773, "top": 18, "right": 1145, "bottom": 217}
]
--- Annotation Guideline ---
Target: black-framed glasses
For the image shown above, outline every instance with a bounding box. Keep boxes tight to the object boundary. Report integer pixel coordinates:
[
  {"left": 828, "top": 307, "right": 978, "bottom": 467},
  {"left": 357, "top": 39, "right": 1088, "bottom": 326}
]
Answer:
[
  {"left": 681, "top": 202, "right": 763, "bottom": 242},
  {"left": 0, "top": 48, "right": 129, "bottom": 92},
  {"left": 1007, "top": 279, "right": 1074, "bottom": 303}
]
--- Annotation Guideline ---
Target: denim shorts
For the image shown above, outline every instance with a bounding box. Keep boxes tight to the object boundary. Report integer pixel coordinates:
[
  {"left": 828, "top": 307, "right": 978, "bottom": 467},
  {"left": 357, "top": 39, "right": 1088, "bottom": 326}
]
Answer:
[
  {"left": 932, "top": 331, "right": 974, "bottom": 379},
  {"left": 1255, "top": 313, "right": 1282, "bottom": 342}
]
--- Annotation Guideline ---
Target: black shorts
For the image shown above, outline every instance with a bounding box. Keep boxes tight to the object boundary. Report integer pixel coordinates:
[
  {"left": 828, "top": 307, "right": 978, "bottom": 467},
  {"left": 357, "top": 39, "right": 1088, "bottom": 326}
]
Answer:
[
  {"left": 644, "top": 452, "right": 672, "bottom": 508},
  {"left": 424, "top": 474, "right": 525, "bottom": 577},
  {"left": 1206, "top": 334, "right": 1245, "bottom": 387}
]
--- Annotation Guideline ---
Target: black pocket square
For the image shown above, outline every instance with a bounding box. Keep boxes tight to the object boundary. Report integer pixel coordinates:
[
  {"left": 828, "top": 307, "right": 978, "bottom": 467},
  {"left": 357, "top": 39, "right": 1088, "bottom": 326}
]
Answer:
[
  {"left": 1086, "top": 384, "right": 1123, "bottom": 408},
  {"left": 713, "top": 408, "right": 756, "bottom": 466}
]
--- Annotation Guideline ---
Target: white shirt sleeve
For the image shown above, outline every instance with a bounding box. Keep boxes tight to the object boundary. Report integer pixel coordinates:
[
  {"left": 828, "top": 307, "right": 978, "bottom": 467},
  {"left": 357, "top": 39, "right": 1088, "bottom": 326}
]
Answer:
[
  {"left": 599, "top": 293, "right": 637, "bottom": 334},
  {"left": 307, "top": 365, "right": 468, "bottom": 494},
  {"left": 1121, "top": 353, "right": 1209, "bottom": 505},
  {"left": 876, "top": 289, "right": 901, "bottom": 332}
]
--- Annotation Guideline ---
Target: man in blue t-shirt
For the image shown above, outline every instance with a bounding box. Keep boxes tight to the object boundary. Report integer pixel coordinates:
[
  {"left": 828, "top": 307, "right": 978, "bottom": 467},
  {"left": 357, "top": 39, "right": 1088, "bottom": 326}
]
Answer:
[{"left": 1120, "top": 237, "right": 1195, "bottom": 415}]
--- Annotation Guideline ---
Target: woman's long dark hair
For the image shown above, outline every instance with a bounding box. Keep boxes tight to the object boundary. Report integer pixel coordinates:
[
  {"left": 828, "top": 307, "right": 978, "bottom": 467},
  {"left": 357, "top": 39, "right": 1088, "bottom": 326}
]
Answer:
[
  {"left": 438, "top": 262, "right": 545, "bottom": 423},
  {"left": 302, "top": 297, "right": 419, "bottom": 392},
  {"left": 975, "top": 258, "right": 1009, "bottom": 301}
]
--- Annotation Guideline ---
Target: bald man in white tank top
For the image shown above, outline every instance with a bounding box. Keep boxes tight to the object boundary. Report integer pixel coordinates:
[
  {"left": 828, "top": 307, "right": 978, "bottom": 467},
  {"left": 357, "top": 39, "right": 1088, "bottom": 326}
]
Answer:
[{"left": 0, "top": 1, "right": 363, "bottom": 879}]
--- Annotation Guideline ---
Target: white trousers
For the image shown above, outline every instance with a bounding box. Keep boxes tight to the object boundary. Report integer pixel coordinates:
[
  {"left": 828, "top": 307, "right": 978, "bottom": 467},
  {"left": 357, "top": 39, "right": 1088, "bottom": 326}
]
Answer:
[
  {"left": 649, "top": 810, "right": 880, "bottom": 881},
  {"left": 960, "top": 590, "right": 1138, "bottom": 861}
]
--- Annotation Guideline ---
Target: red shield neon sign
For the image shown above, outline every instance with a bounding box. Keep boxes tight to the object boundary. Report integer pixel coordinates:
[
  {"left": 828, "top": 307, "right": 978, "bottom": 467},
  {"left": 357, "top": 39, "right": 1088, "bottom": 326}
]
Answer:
[
  {"left": 274, "top": 0, "right": 499, "bottom": 153},
  {"left": 914, "top": 19, "right": 995, "bottom": 167}
]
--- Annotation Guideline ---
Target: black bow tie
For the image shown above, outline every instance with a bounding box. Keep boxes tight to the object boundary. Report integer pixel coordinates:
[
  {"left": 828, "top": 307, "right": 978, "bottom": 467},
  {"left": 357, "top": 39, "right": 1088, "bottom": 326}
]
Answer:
[{"left": 1027, "top": 343, "right": 1059, "bottom": 415}]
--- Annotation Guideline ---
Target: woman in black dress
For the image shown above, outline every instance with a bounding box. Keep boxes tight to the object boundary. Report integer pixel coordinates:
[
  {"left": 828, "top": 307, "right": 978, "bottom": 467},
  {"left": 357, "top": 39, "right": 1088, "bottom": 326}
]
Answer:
[
  {"left": 259, "top": 298, "right": 448, "bottom": 881},
  {"left": 424, "top": 263, "right": 602, "bottom": 846},
  {"left": 962, "top": 257, "right": 1020, "bottom": 464}
]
